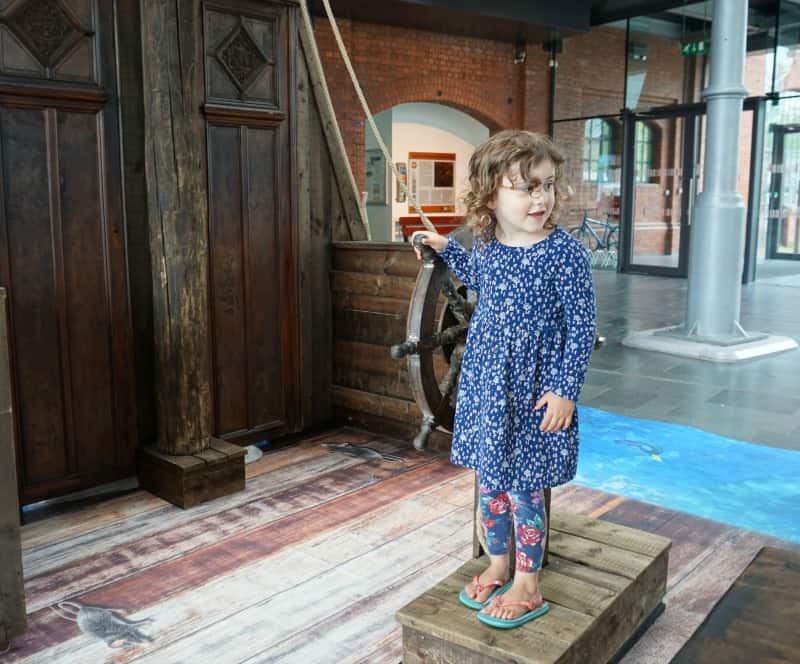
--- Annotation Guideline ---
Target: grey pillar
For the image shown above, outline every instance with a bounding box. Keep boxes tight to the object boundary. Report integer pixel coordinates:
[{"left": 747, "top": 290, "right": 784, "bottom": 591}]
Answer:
[
  {"left": 623, "top": 0, "right": 797, "bottom": 360},
  {"left": 684, "top": 0, "right": 749, "bottom": 342}
]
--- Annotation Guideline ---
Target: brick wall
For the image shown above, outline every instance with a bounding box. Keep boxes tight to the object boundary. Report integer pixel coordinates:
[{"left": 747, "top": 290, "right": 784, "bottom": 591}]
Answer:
[
  {"left": 313, "top": 18, "right": 551, "bottom": 192},
  {"left": 313, "top": 18, "right": 769, "bottom": 259}
]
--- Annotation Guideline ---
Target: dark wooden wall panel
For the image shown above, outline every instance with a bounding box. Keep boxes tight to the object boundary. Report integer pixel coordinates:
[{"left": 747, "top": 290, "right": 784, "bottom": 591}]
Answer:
[
  {"left": 0, "top": 0, "right": 136, "bottom": 503},
  {"left": 208, "top": 124, "right": 248, "bottom": 434},
  {"left": 207, "top": 121, "right": 292, "bottom": 438},
  {"left": 57, "top": 110, "right": 115, "bottom": 475},
  {"left": 0, "top": 108, "right": 68, "bottom": 485},
  {"left": 329, "top": 243, "right": 453, "bottom": 453},
  {"left": 116, "top": 0, "right": 153, "bottom": 452},
  {"left": 204, "top": 0, "right": 299, "bottom": 444},
  {"left": 243, "top": 126, "right": 284, "bottom": 428}
]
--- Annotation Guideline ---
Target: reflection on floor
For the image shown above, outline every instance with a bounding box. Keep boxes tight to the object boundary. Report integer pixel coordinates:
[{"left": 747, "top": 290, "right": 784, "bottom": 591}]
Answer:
[{"left": 4, "top": 429, "right": 797, "bottom": 663}]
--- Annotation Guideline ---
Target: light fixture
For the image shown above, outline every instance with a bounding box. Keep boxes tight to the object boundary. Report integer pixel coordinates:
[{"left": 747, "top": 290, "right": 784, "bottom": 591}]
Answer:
[{"left": 513, "top": 37, "right": 527, "bottom": 64}]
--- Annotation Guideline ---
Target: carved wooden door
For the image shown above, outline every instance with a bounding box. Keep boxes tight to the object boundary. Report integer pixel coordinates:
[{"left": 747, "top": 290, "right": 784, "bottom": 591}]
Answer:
[
  {"left": 203, "top": 0, "right": 301, "bottom": 443},
  {"left": 0, "top": 0, "right": 135, "bottom": 504}
]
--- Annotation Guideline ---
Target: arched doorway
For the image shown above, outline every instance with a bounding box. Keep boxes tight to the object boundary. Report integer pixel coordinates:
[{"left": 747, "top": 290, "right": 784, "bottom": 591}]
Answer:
[{"left": 364, "top": 103, "right": 490, "bottom": 241}]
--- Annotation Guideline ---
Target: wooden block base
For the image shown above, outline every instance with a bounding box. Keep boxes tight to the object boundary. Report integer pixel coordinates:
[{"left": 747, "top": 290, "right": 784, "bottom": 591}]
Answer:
[
  {"left": 396, "top": 512, "right": 671, "bottom": 664},
  {"left": 137, "top": 437, "right": 245, "bottom": 509}
]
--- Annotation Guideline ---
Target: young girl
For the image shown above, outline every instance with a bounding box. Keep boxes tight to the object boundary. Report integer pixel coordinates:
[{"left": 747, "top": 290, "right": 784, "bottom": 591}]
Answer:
[{"left": 411, "top": 130, "right": 596, "bottom": 630}]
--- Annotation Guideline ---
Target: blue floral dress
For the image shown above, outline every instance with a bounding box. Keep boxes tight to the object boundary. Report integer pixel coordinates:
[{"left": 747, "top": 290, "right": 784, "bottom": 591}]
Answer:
[{"left": 438, "top": 225, "right": 597, "bottom": 491}]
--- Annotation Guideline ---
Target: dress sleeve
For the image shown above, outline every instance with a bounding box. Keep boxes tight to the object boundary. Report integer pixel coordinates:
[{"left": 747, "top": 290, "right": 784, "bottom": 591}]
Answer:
[
  {"left": 552, "top": 242, "right": 597, "bottom": 402},
  {"left": 438, "top": 236, "right": 481, "bottom": 292}
]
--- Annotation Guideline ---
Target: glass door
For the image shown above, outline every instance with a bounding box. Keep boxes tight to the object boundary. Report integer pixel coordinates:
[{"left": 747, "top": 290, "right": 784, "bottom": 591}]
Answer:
[
  {"left": 622, "top": 110, "right": 699, "bottom": 276},
  {"left": 621, "top": 104, "right": 757, "bottom": 277},
  {"left": 766, "top": 125, "right": 800, "bottom": 260}
]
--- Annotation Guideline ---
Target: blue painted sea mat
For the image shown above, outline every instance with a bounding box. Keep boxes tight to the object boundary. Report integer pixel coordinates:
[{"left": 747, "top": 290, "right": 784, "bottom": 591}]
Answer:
[{"left": 575, "top": 406, "right": 800, "bottom": 543}]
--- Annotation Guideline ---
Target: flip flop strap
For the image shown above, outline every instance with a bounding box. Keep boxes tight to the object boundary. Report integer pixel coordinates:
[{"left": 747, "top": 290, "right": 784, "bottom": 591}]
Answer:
[
  {"left": 491, "top": 595, "right": 541, "bottom": 611},
  {"left": 472, "top": 575, "right": 504, "bottom": 594}
]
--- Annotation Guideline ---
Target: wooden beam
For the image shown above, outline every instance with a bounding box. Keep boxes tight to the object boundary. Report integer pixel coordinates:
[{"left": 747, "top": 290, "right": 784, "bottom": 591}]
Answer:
[
  {"left": 0, "top": 288, "right": 26, "bottom": 645},
  {"left": 140, "top": 0, "right": 212, "bottom": 456},
  {"left": 138, "top": 1, "right": 244, "bottom": 506}
]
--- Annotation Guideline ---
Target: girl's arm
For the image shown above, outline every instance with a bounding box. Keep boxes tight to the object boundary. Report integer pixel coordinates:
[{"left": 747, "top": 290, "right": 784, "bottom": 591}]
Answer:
[
  {"left": 438, "top": 236, "right": 481, "bottom": 292},
  {"left": 552, "top": 242, "right": 597, "bottom": 402},
  {"left": 410, "top": 230, "right": 481, "bottom": 292}
]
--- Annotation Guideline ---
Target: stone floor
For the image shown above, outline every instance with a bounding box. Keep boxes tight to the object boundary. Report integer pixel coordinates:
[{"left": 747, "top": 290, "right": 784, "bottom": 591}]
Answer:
[{"left": 584, "top": 269, "right": 800, "bottom": 451}]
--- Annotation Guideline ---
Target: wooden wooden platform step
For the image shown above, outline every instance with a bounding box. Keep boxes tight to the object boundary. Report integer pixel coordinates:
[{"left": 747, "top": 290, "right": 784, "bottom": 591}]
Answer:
[{"left": 396, "top": 512, "right": 671, "bottom": 664}]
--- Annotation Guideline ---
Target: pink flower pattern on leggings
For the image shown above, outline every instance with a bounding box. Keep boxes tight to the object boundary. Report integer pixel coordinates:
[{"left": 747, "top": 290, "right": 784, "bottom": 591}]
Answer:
[{"left": 479, "top": 483, "right": 548, "bottom": 573}]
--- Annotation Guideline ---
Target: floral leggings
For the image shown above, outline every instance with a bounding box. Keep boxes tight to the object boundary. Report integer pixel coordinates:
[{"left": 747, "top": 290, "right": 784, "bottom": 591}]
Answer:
[{"left": 478, "top": 482, "right": 548, "bottom": 574}]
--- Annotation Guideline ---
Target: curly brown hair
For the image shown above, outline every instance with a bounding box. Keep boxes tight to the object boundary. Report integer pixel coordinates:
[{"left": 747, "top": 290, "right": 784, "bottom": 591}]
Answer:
[{"left": 461, "top": 130, "right": 570, "bottom": 242}]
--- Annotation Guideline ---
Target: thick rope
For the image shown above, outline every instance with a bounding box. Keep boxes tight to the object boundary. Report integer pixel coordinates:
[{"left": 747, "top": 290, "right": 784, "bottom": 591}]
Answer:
[{"left": 318, "top": 0, "right": 437, "bottom": 233}]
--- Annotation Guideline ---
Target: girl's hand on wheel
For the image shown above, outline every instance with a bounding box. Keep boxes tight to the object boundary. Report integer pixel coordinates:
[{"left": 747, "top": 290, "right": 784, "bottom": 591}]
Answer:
[{"left": 410, "top": 231, "right": 448, "bottom": 259}]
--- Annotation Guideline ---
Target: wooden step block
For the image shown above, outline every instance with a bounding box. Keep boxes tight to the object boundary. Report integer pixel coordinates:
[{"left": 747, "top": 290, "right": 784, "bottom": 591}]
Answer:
[
  {"left": 137, "top": 437, "right": 245, "bottom": 509},
  {"left": 396, "top": 512, "right": 671, "bottom": 664}
]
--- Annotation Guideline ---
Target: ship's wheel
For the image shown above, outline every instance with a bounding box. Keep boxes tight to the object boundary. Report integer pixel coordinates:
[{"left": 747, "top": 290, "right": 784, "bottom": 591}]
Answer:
[{"left": 390, "top": 227, "right": 476, "bottom": 450}]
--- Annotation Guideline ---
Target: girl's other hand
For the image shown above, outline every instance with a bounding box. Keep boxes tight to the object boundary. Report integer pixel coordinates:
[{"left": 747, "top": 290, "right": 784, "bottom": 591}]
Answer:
[
  {"left": 534, "top": 392, "right": 576, "bottom": 432},
  {"left": 410, "top": 231, "right": 448, "bottom": 259}
]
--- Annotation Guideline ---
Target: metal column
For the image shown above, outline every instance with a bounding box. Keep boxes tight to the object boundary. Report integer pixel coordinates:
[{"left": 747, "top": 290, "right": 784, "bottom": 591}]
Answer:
[{"left": 683, "top": 0, "right": 749, "bottom": 342}]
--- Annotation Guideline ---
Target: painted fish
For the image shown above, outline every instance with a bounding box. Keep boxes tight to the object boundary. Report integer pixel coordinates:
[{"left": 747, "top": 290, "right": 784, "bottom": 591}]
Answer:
[
  {"left": 614, "top": 438, "right": 663, "bottom": 462},
  {"left": 51, "top": 601, "right": 153, "bottom": 649},
  {"left": 323, "top": 442, "right": 403, "bottom": 462}
]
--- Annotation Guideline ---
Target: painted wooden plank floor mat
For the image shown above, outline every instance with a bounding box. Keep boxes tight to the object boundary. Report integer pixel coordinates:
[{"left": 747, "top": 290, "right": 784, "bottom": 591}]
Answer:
[
  {"left": 2, "top": 428, "right": 798, "bottom": 664},
  {"left": 5, "top": 430, "right": 474, "bottom": 663}
]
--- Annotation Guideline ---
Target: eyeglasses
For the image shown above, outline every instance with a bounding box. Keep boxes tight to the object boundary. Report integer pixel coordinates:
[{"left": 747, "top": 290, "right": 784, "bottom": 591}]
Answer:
[{"left": 499, "top": 181, "right": 554, "bottom": 198}]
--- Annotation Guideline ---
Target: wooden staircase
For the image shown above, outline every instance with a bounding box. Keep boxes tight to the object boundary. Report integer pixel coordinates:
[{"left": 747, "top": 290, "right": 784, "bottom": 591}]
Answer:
[{"left": 396, "top": 512, "right": 671, "bottom": 664}]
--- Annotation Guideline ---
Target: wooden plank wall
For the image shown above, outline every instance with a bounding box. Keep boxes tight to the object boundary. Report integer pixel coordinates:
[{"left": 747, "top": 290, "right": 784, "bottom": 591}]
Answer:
[{"left": 330, "top": 242, "right": 452, "bottom": 450}]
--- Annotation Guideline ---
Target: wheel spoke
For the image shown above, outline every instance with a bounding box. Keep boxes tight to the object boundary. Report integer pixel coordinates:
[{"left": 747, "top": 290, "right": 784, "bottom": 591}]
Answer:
[
  {"left": 441, "top": 277, "right": 469, "bottom": 325},
  {"left": 389, "top": 323, "right": 467, "bottom": 358},
  {"left": 437, "top": 343, "right": 464, "bottom": 398}
]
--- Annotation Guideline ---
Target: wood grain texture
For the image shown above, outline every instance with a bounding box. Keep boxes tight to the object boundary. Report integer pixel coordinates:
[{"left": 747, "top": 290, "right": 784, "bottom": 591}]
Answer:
[
  {"left": 0, "top": 288, "right": 26, "bottom": 643},
  {"left": 204, "top": 1, "right": 303, "bottom": 444},
  {"left": 332, "top": 243, "right": 421, "bottom": 277},
  {"left": 330, "top": 242, "right": 457, "bottom": 450},
  {"left": 140, "top": 0, "right": 212, "bottom": 455},
  {"left": 117, "top": 0, "right": 156, "bottom": 452}
]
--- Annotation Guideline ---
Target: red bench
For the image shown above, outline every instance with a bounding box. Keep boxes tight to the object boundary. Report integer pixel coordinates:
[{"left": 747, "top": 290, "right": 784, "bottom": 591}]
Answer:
[{"left": 398, "top": 215, "right": 464, "bottom": 240}]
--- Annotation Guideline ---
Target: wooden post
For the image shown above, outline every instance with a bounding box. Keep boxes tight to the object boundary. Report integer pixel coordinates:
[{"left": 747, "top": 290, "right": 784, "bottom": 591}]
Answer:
[
  {"left": 0, "top": 288, "right": 26, "bottom": 646},
  {"left": 136, "top": 0, "right": 244, "bottom": 508}
]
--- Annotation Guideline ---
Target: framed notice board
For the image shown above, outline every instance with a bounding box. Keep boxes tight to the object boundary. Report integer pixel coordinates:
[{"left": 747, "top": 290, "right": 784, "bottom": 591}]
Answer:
[{"left": 408, "top": 151, "right": 456, "bottom": 213}]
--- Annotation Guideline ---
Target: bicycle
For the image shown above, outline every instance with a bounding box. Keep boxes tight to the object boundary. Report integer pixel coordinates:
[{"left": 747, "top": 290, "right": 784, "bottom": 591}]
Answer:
[{"left": 569, "top": 211, "right": 620, "bottom": 268}]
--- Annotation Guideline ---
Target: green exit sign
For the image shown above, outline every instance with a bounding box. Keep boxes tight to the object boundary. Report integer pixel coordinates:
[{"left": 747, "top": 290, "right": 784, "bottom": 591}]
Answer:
[{"left": 681, "top": 40, "right": 709, "bottom": 56}]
